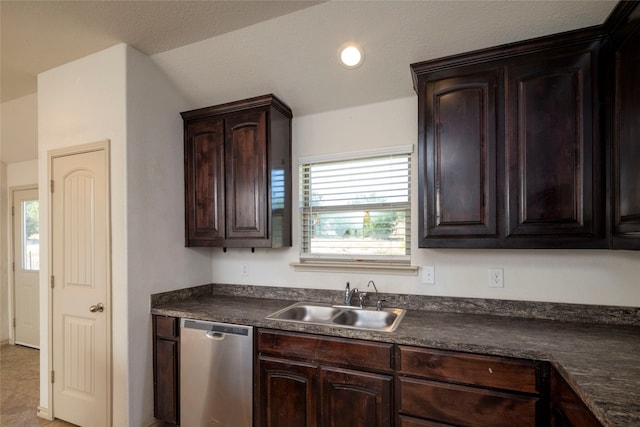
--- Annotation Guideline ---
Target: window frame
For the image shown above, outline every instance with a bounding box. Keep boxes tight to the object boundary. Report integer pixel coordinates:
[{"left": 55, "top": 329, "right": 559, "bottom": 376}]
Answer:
[{"left": 298, "top": 145, "right": 413, "bottom": 266}]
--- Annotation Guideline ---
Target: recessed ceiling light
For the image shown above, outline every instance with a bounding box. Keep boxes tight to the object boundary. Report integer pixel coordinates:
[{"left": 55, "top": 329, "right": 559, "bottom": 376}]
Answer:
[{"left": 339, "top": 43, "right": 365, "bottom": 69}]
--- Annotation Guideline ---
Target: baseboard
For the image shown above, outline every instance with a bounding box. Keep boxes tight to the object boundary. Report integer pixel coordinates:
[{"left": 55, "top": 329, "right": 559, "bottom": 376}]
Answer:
[{"left": 37, "top": 406, "right": 53, "bottom": 421}]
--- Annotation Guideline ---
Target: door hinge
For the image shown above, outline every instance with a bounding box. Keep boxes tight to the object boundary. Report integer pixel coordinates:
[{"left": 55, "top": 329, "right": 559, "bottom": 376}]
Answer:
[
  {"left": 50, "top": 276, "right": 55, "bottom": 289},
  {"left": 12, "top": 318, "right": 16, "bottom": 327},
  {"left": 12, "top": 262, "right": 15, "bottom": 272},
  {"left": 11, "top": 206, "right": 14, "bottom": 217},
  {"left": 50, "top": 179, "right": 54, "bottom": 193},
  {"left": 51, "top": 370, "right": 55, "bottom": 383}
]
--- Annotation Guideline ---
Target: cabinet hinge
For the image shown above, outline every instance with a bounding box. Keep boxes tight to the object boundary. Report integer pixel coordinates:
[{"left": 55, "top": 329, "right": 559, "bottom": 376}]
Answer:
[
  {"left": 50, "top": 180, "right": 54, "bottom": 193},
  {"left": 51, "top": 370, "right": 55, "bottom": 383},
  {"left": 51, "top": 276, "right": 55, "bottom": 289}
]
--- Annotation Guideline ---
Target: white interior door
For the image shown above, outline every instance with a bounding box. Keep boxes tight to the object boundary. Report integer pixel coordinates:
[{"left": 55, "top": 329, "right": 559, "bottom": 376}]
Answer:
[
  {"left": 13, "top": 187, "right": 40, "bottom": 348},
  {"left": 51, "top": 143, "right": 111, "bottom": 427}
]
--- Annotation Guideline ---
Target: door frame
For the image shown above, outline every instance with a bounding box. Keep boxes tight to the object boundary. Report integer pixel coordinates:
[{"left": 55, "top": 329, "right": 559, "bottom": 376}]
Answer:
[
  {"left": 46, "top": 140, "right": 112, "bottom": 424},
  {"left": 10, "top": 185, "right": 40, "bottom": 347}
]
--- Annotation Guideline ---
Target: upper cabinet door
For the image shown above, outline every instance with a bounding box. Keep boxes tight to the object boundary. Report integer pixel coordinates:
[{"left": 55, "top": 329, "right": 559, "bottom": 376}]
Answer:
[
  {"left": 610, "top": 12, "right": 640, "bottom": 249},
  {"left": 225, "top": 110, "right": 268, "bottom": 241},
  {"left": 184, "top": 117, "right": 225, "bottom": 246},
  {"left": 504, "top": 47, "right": 605, "bottom": 247},
  {"left": 418, "top": 67, "right": 500, "bottom": 247}
]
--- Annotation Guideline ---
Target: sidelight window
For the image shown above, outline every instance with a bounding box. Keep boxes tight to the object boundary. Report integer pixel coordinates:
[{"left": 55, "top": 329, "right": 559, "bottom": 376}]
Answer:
[{"left": 22, "top": 200, "right": 39, "bottom": 271}]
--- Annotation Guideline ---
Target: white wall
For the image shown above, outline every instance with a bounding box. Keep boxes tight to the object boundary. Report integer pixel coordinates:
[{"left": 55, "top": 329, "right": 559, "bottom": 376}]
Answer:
[
  {"left": 210, "top": 97, "right": 640, "bottom": 308},
  {"left": 1, "top": 93, "right": 39, "bottom": 344},
  {"left": 125, "top": 46, "right": 211, "bottom": 427},
  {"left": 38, "top": 44, "right": 129, "bottom": 423},
  {"left": 38, "top": 43, "right": 212, "bottom": 427},
  {"left": 7, "top": 159, "right": 38, "bottom": 188},
  {"left": 1, "top": 94, "right": 38, "bottom": 163}
]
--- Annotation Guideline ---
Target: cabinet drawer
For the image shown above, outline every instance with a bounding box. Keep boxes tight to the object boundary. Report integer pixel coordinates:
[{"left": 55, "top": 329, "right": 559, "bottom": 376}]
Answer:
[
  {"left": 154, "top": 316, "right": 178, "bottom": 339},
  {"left": 258, "top": 329, "right": 393, "bottom": 371},
  {"left": 398, "top": 376, "right": 539, "bottom": 427},
  {"left": 397, "top": 345, "right": 541, "bottom": 394}
]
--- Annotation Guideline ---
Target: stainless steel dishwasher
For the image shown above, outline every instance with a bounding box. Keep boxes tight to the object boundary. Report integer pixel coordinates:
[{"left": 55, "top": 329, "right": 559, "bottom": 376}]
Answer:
[{"left": 180, "top": 318, "right": 253, "bottom": 427}]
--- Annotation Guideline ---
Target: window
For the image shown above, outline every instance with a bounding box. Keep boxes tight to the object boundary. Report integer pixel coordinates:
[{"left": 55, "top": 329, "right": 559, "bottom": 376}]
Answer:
[
  {"left": 22, "top": 199, "right": 40, "bottom": 271},
  {"left": 300, "top": 146, "right": 412, "bottom": 263}
]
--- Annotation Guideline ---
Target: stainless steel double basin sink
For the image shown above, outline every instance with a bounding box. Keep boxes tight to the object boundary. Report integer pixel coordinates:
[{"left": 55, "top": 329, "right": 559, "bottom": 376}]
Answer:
[{"left": 266, "top": 301, "right": 405, "bottom": 332}]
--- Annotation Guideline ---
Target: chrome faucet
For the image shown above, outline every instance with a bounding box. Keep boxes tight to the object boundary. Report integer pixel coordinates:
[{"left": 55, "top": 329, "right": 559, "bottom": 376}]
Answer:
[
  {"left": 367, "top": 280, "right": 384, "bottom": 311},
  {"left": 344, "top": 282, "right": 359, "bottom": 305}
]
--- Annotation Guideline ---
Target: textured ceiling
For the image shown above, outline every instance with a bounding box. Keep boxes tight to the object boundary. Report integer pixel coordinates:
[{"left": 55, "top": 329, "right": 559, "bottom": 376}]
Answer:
[
  {"left": 0, "top": 1, "right": 619, "bottom": 164},
  {"left": 153, "top": 0, "right": 618, "bottom": 116},
  {"left": 0, "top": 0, "right": 324, "bottom": 102}
]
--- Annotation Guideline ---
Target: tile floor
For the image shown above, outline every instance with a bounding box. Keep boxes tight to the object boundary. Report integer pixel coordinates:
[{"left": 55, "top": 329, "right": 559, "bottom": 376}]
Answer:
[{"left": 0, "top": 343, "right": 76, "bottom": 426}]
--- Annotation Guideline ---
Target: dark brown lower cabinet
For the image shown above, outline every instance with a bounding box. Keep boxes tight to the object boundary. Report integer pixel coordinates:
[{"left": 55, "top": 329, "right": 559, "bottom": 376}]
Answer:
[
  {"left": 256, "top": 329, "right": 393, "bottom": 427},
  {"left": 396, "top": 345, "right": 549, "bottom": 427},
  {"left": 153, "top": 315, "right": 180, "bottom": 424},
  {"left": 151, "top": 322, "right": 607, "bottom": 427},
  {"left": 259, "top": 357, "right": 318, "bottom": 427},
  {"left": 399, "top": 377, "right": 538, "bottom": 427},
  {"left": 550, "top": 367, "right": 602, "bottom": 427},
  {"left": 320, "top": 366, "right": 392, "bottom": 427}
]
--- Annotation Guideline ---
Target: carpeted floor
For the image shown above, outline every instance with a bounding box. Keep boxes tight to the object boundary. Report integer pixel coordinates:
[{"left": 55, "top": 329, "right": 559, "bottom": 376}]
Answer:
[{"left": 0, "top": 344, "right": 76, "bottom": 427}]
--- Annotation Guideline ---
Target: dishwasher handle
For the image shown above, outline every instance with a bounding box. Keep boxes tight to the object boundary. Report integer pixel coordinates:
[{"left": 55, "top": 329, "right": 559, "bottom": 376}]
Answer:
[{"left": 205, "top": 331, "right": 225, "bottom": 340}]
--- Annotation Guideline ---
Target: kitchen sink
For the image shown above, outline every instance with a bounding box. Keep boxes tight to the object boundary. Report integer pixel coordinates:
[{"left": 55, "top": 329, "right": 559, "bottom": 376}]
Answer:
[
  {"left": 266, "top": 302, "right": 405, "bottom": 332},
  {"left": 332, "top": 309, "right": 400, "bottom": 329},
  {"left": 273, "top": 304, "right": 342, "bottom": 322}
]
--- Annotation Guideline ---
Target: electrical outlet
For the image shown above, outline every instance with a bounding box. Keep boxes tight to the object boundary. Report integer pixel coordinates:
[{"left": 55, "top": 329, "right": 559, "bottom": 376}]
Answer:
[
  {"left": 422, "top": 266, "right": 435, "bottom": 284},
  {"left": 241, "top": 264, "right": 249, "bottom": 277},
  {"left": 488, "top": 268, "right": 504, "bottom": 288}
]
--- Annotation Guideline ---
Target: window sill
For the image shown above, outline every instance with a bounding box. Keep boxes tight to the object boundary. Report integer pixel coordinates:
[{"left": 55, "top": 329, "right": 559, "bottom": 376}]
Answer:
[{"left": 290, "top": 261, "right": 418, "bottom": 275}]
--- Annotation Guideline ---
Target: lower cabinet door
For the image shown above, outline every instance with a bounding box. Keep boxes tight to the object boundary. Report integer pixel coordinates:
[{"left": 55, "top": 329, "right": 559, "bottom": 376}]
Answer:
[
  {"left": 258, "top": 356, "right": 318, "bottom": 427},
  {"left": 320, "top": 366, "right": 392, "bottom": 427},
  {"left": 154, "top": 338, "right": 179, "bottom": 424}
]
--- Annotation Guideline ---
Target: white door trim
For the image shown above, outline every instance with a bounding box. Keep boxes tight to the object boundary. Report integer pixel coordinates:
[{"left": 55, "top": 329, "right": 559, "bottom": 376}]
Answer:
[{"left": 47, "top": 140, "right": 112, "bottom": 426}]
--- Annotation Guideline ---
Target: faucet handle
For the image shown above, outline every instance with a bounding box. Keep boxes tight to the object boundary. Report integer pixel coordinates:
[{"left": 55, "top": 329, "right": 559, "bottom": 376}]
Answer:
[
  {"left": 358, "top": 292, "right": 367, "bottom": 308},
  {"left": 376, "top": 298, "right": 386, "bottom": 311}
]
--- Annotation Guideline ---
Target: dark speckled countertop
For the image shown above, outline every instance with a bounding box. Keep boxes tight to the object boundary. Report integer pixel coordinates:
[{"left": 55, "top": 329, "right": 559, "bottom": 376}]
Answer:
[{"left": 151, "top": 284, "right": 640, "bottom": 426}]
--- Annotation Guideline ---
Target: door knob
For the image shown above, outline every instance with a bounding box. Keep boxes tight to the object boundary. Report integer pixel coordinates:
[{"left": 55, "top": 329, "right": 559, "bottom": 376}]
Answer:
[{"left": 89, "top": 303, "right": 104, "bottom": 313}]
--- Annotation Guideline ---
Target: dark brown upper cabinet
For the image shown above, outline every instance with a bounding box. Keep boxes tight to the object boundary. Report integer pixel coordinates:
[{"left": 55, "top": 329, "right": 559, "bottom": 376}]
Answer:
[
  {"left": 605, "top": 2, "right": 640, "bottom": 250},
  {"left": 414, "top": 1, "right": 640, "bottom": 250},
  {"left": 417, "top": 65, "right": 501, "bottom": 247},
  {"left": 504, "top": 45, "right": 603, "bottom": 247},
  {"left": 182, "top": 94, "right": 292, "bottom": 248},
  {"left": 413, "top": 30, "right": 606, "bottom": 249}
]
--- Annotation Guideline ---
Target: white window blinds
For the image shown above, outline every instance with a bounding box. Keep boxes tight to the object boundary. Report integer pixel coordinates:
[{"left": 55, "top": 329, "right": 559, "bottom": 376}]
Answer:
[{"left": 300, "top": 146, "right": 412, "bottom": 262}]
